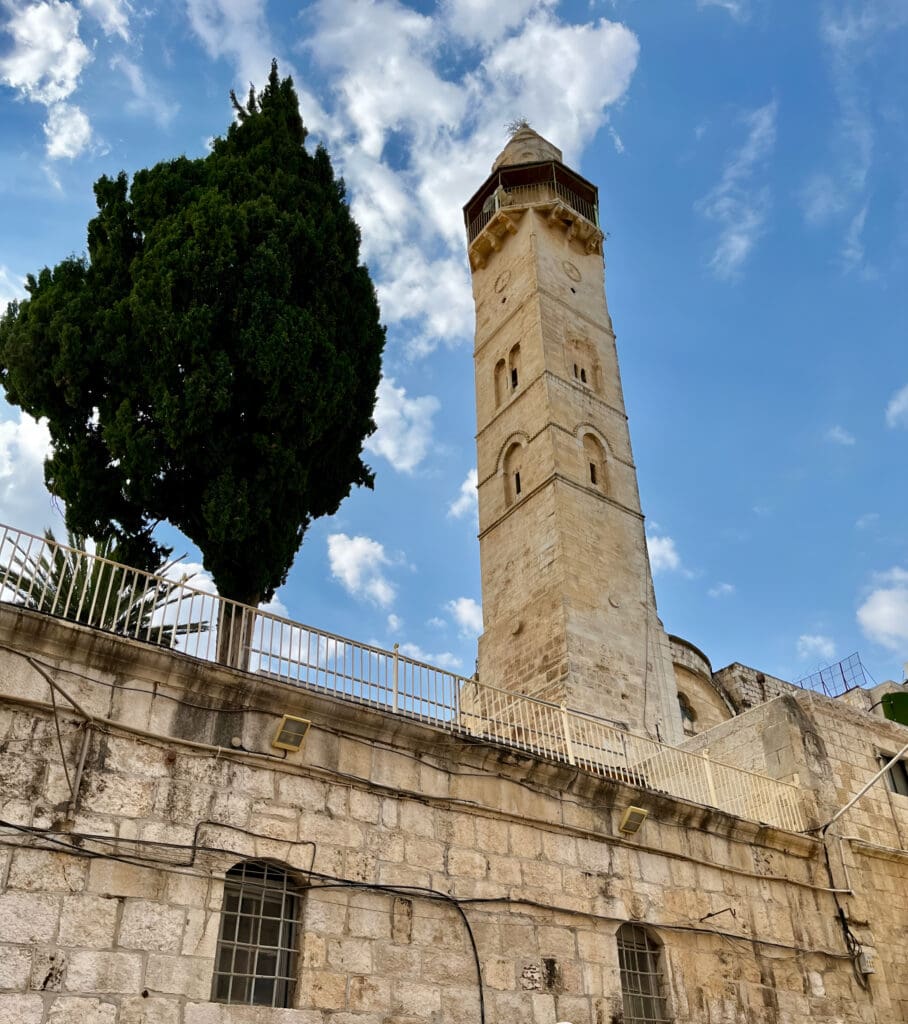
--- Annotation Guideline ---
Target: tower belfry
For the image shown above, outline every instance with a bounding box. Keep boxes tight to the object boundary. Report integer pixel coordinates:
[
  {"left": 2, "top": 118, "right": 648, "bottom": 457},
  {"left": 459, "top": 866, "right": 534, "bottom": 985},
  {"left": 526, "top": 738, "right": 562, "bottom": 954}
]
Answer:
[{"left": 463, "top": 126, "right": 682, "bottom": 742}]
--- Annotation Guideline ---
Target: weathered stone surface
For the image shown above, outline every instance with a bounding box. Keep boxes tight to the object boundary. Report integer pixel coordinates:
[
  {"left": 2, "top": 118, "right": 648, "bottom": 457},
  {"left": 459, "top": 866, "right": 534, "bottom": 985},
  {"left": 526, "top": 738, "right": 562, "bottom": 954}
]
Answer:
[
  {"left": 65, "top": 950, "right": 143, "bottom": 994},
  {"left": 47, "top": 996, "right": 118, "bottom": 1023},
  {"left": 0, "top": 993, "right": 43, "bottom": 1024}
]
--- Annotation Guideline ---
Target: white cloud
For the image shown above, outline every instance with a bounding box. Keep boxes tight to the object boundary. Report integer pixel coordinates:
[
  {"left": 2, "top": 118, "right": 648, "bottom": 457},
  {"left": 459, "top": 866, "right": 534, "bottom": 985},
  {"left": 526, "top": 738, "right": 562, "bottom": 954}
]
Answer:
[
  {"left": 387, "top": 612, "right": 402, "bottom": 632},
  {"left": 857, "top": 567, "right": 908, "bottom": 652},
  {"left": 825, "top": 424, "right": 855, "bottom": 446},
  {"left": 185, "top": 0, "right": 276, "bottom": 98},
  {"left": 797, "top": 633, "right": 836, "bottom": 662},
  {"left": 885, "top": 383, "right": 908, "bottom": 428},
  {"left": 0, "top": 0, "right": 91, "bottom": 104},
  {"left": 0, "top": 409, "right": 63, "bottom": 534},
  {"left": 808, "top": 2, "right": 908, "bottom": 272},
  {"left": 800, "top": 173, "right": 847, "bottom": 226},
  {"left": 326, "top": 532, "right": 396, "bottom": 608},
  {"left": 696, "top": 100, "right": 777, "bottom": 279},
  {"left": 0, "top": 266, "right": 26, "bottom": 316},
  {"left": 81, "top": 0, "right": 131, "bottom": 40},
  {"left": 43, "top": 102, "right": 91, "bottom": 159},
  {"left": 841, "top": 204, "right": 873, "bottom": 277},
  {"left": 697, "top": 0, "right": 748, "bottom": 19},
  {"left": 111, "top": 56, "right": 177, "bottom": 128},
  {"left": 443, "top": 0, "right": 556, "bottom": 46},
  {"left": 448, "top": 468, "right": 478, "bottom": 521},
  {"left": 365, "top": 377, "right": 439, "bottom": 474},
  {"left": 708, "top": 582, "right": 735, "bottom": 598},
  {"left": 397, "top": 641, "right": 462, "bottom": 672},
  {"left": 427, "top": 616, "right": 446, "bottom": 629},
  {"left": 647, "top": 533, "right": 681, "bottom": 574},
  {"left": 446, "top": 596, "right": 483, "bottom": 638},
  {"left": 302, "top": 1, "right": 640, "bottom": 355},
  {"left": 855, "top": 512, "right": 879, "bottom": 530},
  {"left": 0, "top": 1, "right": 94, "bottom": 161}
]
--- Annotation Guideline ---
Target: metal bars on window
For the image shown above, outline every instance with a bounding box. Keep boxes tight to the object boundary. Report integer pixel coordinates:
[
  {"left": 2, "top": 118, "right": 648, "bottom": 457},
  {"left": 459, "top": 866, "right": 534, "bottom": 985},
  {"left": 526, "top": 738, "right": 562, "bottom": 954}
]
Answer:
[
  {"left": 617, "top": 923, "right": 673, "bottom": 1024},
  {"left": 212, "top": 861, "right": 299, "bottom": 1007}
]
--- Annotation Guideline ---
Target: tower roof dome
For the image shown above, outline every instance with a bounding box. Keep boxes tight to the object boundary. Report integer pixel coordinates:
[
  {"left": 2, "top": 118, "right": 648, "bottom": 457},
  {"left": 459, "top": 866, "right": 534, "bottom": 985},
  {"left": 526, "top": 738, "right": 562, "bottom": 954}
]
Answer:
[{"left": 492, "top": 126, "right": 563, "bottom": 172}]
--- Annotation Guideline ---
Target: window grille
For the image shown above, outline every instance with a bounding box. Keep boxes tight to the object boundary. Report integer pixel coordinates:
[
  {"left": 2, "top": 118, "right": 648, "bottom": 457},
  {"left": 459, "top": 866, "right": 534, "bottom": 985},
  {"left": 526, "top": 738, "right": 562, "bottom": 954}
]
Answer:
[
  {"left": 617, "top": 923, "right": 672, "bottom": 1024},
  {"left": 212, "top": 861, "right": 300, "bottom": 1007}
]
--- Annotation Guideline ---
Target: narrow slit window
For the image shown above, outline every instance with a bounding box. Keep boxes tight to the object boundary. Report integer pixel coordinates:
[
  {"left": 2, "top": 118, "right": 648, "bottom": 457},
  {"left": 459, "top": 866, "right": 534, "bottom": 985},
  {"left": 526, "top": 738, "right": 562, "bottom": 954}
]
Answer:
[
  {"left": 573, "top": 363, "right": 579, "bottom": 378},
  {"left": 515, "top": 471, "right": 522, "bottom": 495},
  {"left": 589, "top": 462, "right": 597, "bottom": 485},
  {"left": 212, "top": 861, "right": 299, "bottom": 1008},
  {"left": 580, "top": 367, "right": 587, "bottom": 384},
  {"left": 511, "top": 367, "right": 519, "bottom": 389}
]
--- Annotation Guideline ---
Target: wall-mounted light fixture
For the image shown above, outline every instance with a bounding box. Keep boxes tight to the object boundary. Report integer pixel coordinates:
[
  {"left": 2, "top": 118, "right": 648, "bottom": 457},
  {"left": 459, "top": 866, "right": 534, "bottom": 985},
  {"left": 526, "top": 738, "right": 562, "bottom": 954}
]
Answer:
[
  {"left": 618, "top": 805, "right": 648, "bottom": 835},
  {"left": 271, "top": 714, "right": 311, "bottom": 752}
]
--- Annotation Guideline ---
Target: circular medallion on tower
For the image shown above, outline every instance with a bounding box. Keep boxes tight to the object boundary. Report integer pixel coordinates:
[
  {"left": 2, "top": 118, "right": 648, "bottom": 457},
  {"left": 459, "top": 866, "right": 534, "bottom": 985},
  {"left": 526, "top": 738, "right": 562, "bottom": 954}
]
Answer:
[
  {"left": 494, "top": 270, "right": 511, "bottom": 293},
  {"left": 562, "top": 261, "right": 582, "bottom": 282}
]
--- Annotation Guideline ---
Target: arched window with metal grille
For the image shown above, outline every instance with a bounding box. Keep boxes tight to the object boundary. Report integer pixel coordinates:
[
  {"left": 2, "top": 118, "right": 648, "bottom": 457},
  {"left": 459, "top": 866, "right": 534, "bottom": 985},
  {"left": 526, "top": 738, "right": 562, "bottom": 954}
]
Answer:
[
  {"left": 616, "top": 923, "right": 672, "bottom": 1023},
  {"left": 212, "top": 860, "right": 300, "bottom": 1007}
]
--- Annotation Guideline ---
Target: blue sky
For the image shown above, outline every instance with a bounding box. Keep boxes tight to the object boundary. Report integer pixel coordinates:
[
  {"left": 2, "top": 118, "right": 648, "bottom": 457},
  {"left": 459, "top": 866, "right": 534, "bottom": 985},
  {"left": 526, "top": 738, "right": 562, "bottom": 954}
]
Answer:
[{"left": 1, "top": 0, "right": 907, "bottom": 687}]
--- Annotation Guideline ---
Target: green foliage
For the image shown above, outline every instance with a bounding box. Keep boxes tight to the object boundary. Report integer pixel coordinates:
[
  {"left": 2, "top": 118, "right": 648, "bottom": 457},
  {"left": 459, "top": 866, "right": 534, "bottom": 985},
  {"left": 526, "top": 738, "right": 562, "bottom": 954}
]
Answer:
[
  {"left": 2, "top": 529, "right": 208, "bottom": 648},
  {"left": 0, "top": 62, "right": 385, "bottom": 606}
]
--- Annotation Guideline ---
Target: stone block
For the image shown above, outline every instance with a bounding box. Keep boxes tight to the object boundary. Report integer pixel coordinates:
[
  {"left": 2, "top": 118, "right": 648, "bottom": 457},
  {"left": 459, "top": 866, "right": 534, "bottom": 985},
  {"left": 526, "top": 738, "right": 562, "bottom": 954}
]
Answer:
[
  {"left": 448, "top": 846, "right": 488, "bottom": 879},
  {"left": 347, "top": 907, "right": 390, "bottom": 940},
  {"left": 0, "top": 993, "right": 43, "bottom": 1024},
  {"left": 399, "top": 801, "right": 435, "bottom": 839},
  {"left": 394, "top": 980, "right": 442, "bottom": 1016},
  {"left": 420, "top": 951, "right": 478, "bottom": 986},
  {"left": 119, "top": 995, "right": 182, "bottom": 1024},
  {"left": 0, "top": 945, "right": 31, "bottom": 990},
  {"left": 349, "top": 975, "right": 392, "bottom": 1012},
  {"left": 8, "top": 848, "right": 87, "bottom": 893},
  {"left": 300, "top": 969, "right": 347, "bottom": 1009},
  {"left": 182, "top": 908, "right": 221, "bottom": 958},
  {"left": 349, "top": 789, "right": 380, "bottom": 823},
  {"left": 65, "top": 950, "right": 143, "bottom": 994},
  {"left": 118, "top": 899, "right": 186, "bottom": 952},
  {"left": 59, "top": 894, "right": 120, "bottom": 948},
  {"left": 327, "top": 937, "right": 372, "bottom": 974},
  {"left": 145, "top": 954, "right": 212, "bottom": 1000},
  {"left": 404, "top": 837, "right": 445, "bottom": 871},
  {"left": 82, "top": 773, "right": 156, "bottom": 817},
  {"left": 484, "top": 956, "right": 516, "bottom": 991},
  {"left": 48, "top": 995, "right": 119, "bottom": 1022},
  {"left": 88, "top": 859, "right": 164, "bottom": 900},
  {"left": 0, "top": 892, "right": 59, "bottom": 943}
]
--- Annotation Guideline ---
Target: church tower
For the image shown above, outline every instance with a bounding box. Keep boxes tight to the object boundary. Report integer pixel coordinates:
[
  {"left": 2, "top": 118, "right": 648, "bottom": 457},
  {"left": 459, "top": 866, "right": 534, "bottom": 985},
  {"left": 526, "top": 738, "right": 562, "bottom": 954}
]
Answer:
[{"left": 463, "top": 127, "right": 682, "bottom": 743}]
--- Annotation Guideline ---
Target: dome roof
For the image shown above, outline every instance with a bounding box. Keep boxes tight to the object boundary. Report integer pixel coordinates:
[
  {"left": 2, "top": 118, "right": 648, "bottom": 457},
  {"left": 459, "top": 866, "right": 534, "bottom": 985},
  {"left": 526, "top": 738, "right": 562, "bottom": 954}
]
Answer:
[{"left": 491, "top": 126, "right": 563, "bottom": 172}]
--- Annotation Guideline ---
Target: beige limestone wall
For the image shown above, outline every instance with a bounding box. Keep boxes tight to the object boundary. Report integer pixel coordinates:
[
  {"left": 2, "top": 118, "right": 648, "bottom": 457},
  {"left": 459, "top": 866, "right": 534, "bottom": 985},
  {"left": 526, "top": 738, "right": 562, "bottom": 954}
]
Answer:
[
  {"left": 469, "top": 182, "right": 681, "bottom": 742},
  {"left": 0, "top": 608, "right": 902, "bottom": 1023}
]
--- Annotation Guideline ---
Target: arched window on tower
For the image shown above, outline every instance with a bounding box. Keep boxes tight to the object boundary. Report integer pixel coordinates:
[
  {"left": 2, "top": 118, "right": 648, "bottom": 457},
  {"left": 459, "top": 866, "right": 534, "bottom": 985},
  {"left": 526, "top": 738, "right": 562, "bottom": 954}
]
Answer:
[
  {"left": 494, "top": 358, "right": 507, "bottom": 408},
  {"left": 565, "top": 339, "right": 601, "bottom": 394},
  {"left": 212, "top": 860, "right": 300, "bottom": 1008},
  {"left": 503, "top": 442, "right": 524, "bottom": 507},
  {"left": 582, "top": 434, "right": 607, "bottom": 491},
  {"left": 508, "top": 343, "right": 521, "bottom": 391},
  {"left": 616, "top": 923, "right": 672, "bottom": 1023}
]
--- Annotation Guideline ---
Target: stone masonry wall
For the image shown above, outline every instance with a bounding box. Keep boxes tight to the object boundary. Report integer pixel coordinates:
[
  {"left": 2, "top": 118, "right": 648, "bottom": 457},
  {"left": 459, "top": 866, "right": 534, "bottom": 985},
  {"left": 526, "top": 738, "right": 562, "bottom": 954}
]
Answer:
[{"left": 0, "top": 607, "right": 903, "bottom": 1023}]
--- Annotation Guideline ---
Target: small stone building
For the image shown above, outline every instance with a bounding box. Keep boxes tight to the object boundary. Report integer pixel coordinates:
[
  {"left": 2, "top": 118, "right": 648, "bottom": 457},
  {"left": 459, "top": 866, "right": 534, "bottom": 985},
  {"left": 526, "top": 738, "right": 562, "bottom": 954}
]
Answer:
[{"left": 1, "top": 128, "right": 906, "bottom": 1024}]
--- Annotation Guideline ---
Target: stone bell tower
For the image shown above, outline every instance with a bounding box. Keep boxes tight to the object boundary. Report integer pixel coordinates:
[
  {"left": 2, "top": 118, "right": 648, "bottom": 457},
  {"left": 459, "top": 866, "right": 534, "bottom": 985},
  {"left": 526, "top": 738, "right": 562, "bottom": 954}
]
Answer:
[{"left": 463, "top": 126, "right": 682, "bottom": 743}]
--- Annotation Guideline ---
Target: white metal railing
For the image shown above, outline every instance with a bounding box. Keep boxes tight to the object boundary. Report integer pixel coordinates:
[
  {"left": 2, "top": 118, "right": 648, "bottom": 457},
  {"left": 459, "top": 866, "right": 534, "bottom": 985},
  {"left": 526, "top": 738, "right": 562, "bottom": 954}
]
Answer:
[
  {"left": 0, "top": 523, "right": 805, "bottom": 831},
  {"left": 468, "top": 181, "right": 599, "bottom": 243}
]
